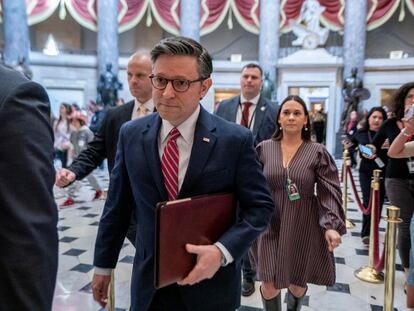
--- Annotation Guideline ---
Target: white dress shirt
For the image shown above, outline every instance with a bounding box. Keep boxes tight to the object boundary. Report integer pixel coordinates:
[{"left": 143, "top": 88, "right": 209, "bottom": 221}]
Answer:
[{"left": 236, "top": 93, "right": 260, "bottom": 130}]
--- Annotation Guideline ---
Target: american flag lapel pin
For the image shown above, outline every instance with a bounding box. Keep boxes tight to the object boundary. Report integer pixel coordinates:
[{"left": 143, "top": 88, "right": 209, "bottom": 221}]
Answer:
[{"left": 203, "top": 137, "right": 210, "bottom": 143}]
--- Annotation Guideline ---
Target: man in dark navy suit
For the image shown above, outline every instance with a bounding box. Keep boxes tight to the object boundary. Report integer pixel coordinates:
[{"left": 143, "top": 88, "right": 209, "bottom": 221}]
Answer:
[
  {"left": 91, "top": 37, "right": 275, "bottom": 311},
  {"left": 0, "top": 64, "right": 58, "bottom": 311},
  {"left": 215, "top": 63, "right": 277, "bottom": 296},
  {"left": 215, "top": 63, "right": 277, "bottom": 146}
]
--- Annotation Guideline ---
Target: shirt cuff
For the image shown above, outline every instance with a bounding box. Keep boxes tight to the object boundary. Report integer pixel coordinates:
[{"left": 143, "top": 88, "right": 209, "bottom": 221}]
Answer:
[
  {"left": 94, "top": 267, "right": 112, "bottom": 275},
  {"left": 214, "top": 242, "right": 234, "bottom": 266}
]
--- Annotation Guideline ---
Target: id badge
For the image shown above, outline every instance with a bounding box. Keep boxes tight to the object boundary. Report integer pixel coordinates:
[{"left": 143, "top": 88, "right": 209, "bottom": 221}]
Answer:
[
  {"left": 408, "top": 160, "right": 414, "bottom": 174},
  {"left": 287, "top": 182, "right": 300, "bottom": 201},
  {"left": 375, "top": 157, "right": 385, "bottom": 168}
]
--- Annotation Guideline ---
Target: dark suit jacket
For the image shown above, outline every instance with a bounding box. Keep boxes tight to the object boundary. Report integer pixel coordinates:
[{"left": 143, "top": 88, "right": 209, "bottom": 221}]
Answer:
[
  {"left": 69, "top": 100, "right": 134, "bottom": 178},
  {"left": 0, "top": 65, "right": 58, "bottom": 311},
  {"left": 94, "top": 106, "right": 274, "bottom": 310},
  {"left": 215, "top": 95, "right": 277, "bottom": 145}
]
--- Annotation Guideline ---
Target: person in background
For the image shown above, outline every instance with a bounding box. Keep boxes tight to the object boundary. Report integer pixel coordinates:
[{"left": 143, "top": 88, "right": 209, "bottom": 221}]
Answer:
[
  {"left": 60, "top": 111, "right": 103, "bottom": 207},
  {"left": 54, "top": 102, "right": 72, "bottom": 168},
  {"left": 370, "top": 82, "right": 414, "bottom": 287},
  {"left": 215, "top": 63, "right": 278, "bottom": 296},
  {"left": 387, "top": 103, "right": 414, "bottom": 308},
  {"left": 0, "top": 64, "right": 58, "bottom": 311},
  {"left": 345, "top": 107, "right": 387, "bottom": 244},
  {"left": 344, "top": 110, "right": 358, "bottom": 167},
  {"left": 89, "top": 100, "right": 107, "bottom": 135},
  {"left": 251, "top": 95, "right": 346, "bottom": 311},
  {"left": 55, "top": 50, "right": 154, "bottom": 245},
  {"left": 311, "top": 106, "right": 326, "bottom": 144}
]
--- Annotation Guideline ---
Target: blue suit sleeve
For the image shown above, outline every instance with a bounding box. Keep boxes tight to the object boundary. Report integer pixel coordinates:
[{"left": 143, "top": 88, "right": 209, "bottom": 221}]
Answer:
[{"left": 93, "top": 124, "right": 133, "bottom": 268}]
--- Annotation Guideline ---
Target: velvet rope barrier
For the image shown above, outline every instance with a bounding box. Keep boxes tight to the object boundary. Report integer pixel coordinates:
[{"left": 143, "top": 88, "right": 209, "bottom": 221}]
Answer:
[
  {"left": 354, "top": 170, "right": 384, "bottom": 283},
  {"left": 346, "top": 166, "right": 371, "bottom": 215},
  {"left": 374, "top": 189, "right": 386, "bottom": 273}
]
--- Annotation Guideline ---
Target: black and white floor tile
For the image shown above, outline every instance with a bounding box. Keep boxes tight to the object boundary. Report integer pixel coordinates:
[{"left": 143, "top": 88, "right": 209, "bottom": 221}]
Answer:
[{"left": 53, "top": 166, "right": 409, "bottom": 310}]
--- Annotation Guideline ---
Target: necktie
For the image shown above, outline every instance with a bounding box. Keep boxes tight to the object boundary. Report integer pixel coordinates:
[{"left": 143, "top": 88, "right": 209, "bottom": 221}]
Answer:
[
  {"left": 240, "top": 102, "right": 252, "bottom": 127},
  {"left": 138, "top": 105, "right": 148, "bottom": 117},
  {"left": 161, "top": 128, "right": 181, "bottom": 201}
]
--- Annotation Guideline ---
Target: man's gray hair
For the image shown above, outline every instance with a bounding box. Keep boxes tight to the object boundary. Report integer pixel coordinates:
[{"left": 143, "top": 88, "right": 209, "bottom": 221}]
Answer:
[{"left": 150, "top": 37, "right": 212, "bottom": 78}]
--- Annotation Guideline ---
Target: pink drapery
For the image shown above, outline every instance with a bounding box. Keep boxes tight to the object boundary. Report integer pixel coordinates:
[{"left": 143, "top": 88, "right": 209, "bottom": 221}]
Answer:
[{"left": 2, "top": 0, "right": 413, "bottom": 35}]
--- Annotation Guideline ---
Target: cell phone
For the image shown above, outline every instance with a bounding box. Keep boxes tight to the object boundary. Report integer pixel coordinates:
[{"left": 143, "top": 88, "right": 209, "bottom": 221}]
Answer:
[
  {"left": 359, "top": 144, "right": 374, "bottom": 157},
  {"left": 405, "top": 104, "right": 414, "bottom": 120}
]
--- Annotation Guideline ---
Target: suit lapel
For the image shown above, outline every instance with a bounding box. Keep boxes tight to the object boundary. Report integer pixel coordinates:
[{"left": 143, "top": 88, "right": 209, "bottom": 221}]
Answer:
[
  {"left": 121, "top": 101, "right": 134, "bottom": 122},
  {"left": 142, "top": 115, "right": 167, "bottom": 200},
  {"left": 228, "top": 97, "right": 239, "bottom": 123},
  {"left": 252, "top": 96, "right": 266, "bottom": 136},
  {"left": 179, "top": 108, "right": 217, "bottom": 197}
]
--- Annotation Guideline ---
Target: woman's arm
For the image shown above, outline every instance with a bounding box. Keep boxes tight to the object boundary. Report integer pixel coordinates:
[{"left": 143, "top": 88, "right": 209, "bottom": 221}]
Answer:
[{"left": 388, "top": 118, "right": 414, "bottom": 158}]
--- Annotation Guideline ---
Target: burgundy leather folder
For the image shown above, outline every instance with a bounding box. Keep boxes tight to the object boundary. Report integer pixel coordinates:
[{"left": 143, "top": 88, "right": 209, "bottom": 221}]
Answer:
[{"left": 154, "top": 192, "right": 236, "bottom": 289}]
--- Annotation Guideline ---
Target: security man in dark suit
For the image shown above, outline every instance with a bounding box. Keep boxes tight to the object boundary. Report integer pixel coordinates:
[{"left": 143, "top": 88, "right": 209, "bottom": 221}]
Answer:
[
  {"left": 0, "top": 64, "right": 58, "bottom": 311},
  {"left": 215, "top": 63, "right": 277, "bottom": 296},
  {"left": 55, "top": 50, "right": 154, "bottom": 245}
]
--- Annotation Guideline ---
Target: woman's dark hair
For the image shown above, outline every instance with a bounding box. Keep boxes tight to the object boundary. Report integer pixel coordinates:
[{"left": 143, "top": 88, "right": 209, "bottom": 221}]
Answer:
[
  {"left": 360, "top": 106, "right": 387, "bottom": 131},
  {"left": 390, "top": 82, "right": 414, "bottom": 119},
  {"left": 272, "top": 95, "right": 311, "bottom": 141},
  {"left": 55, "top": 103, "right": 72, "bottom": 132}
]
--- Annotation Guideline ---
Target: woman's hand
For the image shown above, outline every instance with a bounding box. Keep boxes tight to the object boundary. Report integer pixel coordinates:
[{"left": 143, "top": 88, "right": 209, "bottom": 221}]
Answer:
[
  {"left": 403, "top": 117, "right": 414, "bottom": 135},
  {"left": 363, "top": 144, "right": 377, "bottom": 159},
  {"left": 325, "top": 229, "right": 342, "bottom": 252}
]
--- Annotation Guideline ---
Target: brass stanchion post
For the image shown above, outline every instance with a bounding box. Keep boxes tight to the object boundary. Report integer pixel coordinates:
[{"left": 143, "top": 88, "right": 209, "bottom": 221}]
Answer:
[
  {"left": 354, "top": 169, "right": 384, "bottom": 283},
  {"left": 342, "top": 148, "right": 355, "bottom": 228},
  {"left": 107, "top": 270, "right": 115, "bottom": 311},
  {"left": 384, "top": 206, "right": 402, "bottom": 311}
]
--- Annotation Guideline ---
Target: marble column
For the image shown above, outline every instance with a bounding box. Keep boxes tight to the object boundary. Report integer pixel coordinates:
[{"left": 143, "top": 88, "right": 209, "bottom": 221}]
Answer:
[
  {"left": 259, "top": 0, "right": 280, "bottom": 98},
  {"left": 2, "top": 0, "right": 30, "bottom": 67},
  {"left": 343, "top": 0, "right": 367, "bottom": 81},
  {"left": 335, "top": 0, "right": 367, "bottom": 157},
  {"left": 180, "top": 0, "right": 200, "bottom": 42},
  {"left": 97, "top": 0, "right": 119, "bottom": 74}
]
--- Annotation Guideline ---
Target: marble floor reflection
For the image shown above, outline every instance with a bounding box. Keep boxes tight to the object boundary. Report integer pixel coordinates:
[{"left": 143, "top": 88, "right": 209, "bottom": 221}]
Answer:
[{"left": 53, "top": 166, "right": 409, "bottom": 311}]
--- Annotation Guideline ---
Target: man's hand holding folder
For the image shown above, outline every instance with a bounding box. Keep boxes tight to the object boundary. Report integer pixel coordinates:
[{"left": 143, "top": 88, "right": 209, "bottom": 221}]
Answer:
[
  {"left": 155, "top": 192, "right": 236, "bottom": 288},
  {"left": 177, "top": 244, "right": 222, "bottom": 286}
]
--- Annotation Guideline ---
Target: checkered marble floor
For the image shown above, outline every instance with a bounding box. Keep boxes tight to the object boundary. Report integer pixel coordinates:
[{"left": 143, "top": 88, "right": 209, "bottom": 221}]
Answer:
[{"left": 53, "top": 165, "right": 410, "bottom": 311}]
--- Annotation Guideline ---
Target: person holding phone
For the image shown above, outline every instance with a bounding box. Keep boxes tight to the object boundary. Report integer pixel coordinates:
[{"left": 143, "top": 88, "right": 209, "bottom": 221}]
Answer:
[
  {"left": 388, "top": 104, "right": 414, "bottom": 308},
  {"left": 347, "top": 107, "right": 388, "bottom": 244},
  {"left": 370, "top": 82, "right": 414, "bottom": 285}
]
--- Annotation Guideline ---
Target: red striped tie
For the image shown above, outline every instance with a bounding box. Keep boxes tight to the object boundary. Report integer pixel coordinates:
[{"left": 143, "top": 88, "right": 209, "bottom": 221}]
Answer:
[
  {"left": 161, "top": 128, "right": 181, "bottom": 201},
  {"left": 240, "top": 102, "right": 252, "bottom": 127}
]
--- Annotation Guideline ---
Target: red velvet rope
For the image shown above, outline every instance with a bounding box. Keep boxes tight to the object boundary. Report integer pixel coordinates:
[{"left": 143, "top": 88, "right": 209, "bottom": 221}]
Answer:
[
  {"left": 346, "top": 166, "right": 371, "bottom": 215},
  {"left": 375, "top": 241, "right": 386, "bottom": 273},
  {"left": 346, "top": 166, "right": 384, "bottom": 271},
  {"left": 340, "top": 163, "right": 344, "bottom": 183}
]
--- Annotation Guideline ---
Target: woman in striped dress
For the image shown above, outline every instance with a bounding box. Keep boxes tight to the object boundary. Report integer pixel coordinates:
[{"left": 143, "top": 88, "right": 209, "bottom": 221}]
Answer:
[{"left": 250, "top": 95, "right": 346, "bottom": 311}]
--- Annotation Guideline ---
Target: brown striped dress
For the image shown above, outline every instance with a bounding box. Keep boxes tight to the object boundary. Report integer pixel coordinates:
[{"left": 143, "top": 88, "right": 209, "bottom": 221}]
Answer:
[{"left": 250, "top": 140, "right": 346, "bottom": 288}]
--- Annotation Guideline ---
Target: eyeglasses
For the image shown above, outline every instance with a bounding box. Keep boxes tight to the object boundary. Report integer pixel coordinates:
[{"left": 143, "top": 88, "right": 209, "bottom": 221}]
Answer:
[{"left": 149, "top": 74, "right": 206, "bottom": 92}]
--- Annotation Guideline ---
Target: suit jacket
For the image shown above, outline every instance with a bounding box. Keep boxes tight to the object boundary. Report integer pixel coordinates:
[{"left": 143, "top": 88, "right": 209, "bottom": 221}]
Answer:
[
  {"left": 0, "top": 65, "right": 58, "bottom": 311},
  {"left": 69, "top": 100, "right": 134, "bottom": 178},
  {"left": 94, "top": 106, "right": 275, "bottom": 311},
  {"left": 215, "top": 95, "right": 278, "bottom": 145}
]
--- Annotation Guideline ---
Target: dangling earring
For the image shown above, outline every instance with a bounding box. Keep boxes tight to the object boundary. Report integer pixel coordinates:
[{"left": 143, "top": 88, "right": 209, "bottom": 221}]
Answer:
[
  {"left": 305, "top": 127, "right": 308, "bottom": 131},
  {"left": 279, "top": 126, "right": 282, "bottom": 130}
]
